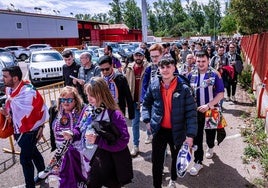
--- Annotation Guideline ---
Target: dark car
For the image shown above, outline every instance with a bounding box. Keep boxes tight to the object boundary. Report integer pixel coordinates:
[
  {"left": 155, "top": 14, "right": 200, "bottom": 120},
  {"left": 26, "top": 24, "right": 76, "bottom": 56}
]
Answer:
[
  {"left": 0, "top": 59, "right": 6, "bottom": 97},
  {"left": 0, "top": 52, "right": 17, "bottom": 67}
]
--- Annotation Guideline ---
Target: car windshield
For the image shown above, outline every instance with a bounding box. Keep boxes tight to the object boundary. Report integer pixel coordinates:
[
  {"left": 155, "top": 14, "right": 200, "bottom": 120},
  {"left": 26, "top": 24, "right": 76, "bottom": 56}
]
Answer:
[
  {"left": 32, "top": 53, "right": 63, "bottom": 62},
  {"left": 0, "top": 54, "right": 13, "bottom": 62}
]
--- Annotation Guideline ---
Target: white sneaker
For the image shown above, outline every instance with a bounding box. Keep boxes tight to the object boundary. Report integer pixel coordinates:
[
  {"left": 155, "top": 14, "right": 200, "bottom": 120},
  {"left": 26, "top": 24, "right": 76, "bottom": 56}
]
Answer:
[
  {"left": 168, "top": 180, "right": 176, "bottom": 188},
  {"left": 205, "top": 148, "right": 214, "bottom": 159},
  {"left": 189, "top": 163, "right": 203, "bottom": 176},
  {"left": 130, "top": 146, "right": 139, "bottom": 157},
  {"left": 145, "top": 135, "right": 153, "bottom": 144},
  {"left": 226, "top": 97, "right": 230, "bottom": 101},
  {"left": 231, "top": 96, "right": 236, "bottom": 102}
]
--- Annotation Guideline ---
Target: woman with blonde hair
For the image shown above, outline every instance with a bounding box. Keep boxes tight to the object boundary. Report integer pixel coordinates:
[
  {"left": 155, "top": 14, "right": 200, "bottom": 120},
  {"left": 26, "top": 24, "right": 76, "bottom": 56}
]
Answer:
[
  {"left": 81, "top": 77, "right": 133, "bottom": 188},
  {"left": 35, "top": 86, "right": 88, "bottom": 188}
]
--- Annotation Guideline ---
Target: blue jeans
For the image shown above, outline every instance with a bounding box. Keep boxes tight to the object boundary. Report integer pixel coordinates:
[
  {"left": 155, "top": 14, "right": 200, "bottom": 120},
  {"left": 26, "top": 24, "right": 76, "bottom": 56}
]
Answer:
[
  {"left": 15, "top": 129, "right": 45, "bottom": 188},
  {"left": 132, "top": 103, "right": 141, "bottom": 147},
  {"left": 132, "top": 103, "right": 151, "bottom": 147}
]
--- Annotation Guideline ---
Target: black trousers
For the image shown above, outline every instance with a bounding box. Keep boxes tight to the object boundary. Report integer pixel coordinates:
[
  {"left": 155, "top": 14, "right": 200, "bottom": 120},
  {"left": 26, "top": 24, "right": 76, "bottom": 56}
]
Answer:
[
  {"left": 151, "top": 127, "right": 181, "bottom": 188},
  {"left": 226, "top": 73, "right": 238, "bottom": 97},
  {"left": 193, "top": 112, "right": 216, "bottom": 164}
]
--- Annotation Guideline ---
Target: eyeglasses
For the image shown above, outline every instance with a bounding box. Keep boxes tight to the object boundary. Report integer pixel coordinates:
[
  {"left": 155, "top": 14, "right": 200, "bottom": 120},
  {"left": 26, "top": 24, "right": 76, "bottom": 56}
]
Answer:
[
  {"left": 59, "top": 98, "right": 74, "bottom": 103},
  {"left": 100, "top": 67, "right": 110, "bottom": 72}
]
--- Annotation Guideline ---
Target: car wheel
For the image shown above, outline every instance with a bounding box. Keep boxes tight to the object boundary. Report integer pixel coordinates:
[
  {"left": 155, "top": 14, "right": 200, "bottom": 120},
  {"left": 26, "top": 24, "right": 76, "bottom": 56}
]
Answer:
[{"left": 20, "top": 54, "right": 28, "bottom": 61}]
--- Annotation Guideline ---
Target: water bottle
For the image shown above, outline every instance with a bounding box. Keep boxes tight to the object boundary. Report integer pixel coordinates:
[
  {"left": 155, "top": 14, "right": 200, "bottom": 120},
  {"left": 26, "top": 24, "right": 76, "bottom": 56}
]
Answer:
[{"left": 85, "top": 128, "right": 96, "bottom": 149}]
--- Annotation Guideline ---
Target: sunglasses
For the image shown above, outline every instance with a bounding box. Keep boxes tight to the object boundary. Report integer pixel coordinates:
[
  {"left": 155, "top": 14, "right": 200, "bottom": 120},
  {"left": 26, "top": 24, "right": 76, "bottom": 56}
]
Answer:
[
  {"left": 100, "top": 67, "right": 110, "bottom": 72},
  {"left": 59, "top": 98, "right": 74, "bottom": 103}
]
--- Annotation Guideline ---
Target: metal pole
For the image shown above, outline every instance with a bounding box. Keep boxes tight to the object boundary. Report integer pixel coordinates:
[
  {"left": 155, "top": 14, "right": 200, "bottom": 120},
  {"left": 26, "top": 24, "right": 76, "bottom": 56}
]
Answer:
[{"left": 141, "top": 0, "right": 148, "bottom": 42}]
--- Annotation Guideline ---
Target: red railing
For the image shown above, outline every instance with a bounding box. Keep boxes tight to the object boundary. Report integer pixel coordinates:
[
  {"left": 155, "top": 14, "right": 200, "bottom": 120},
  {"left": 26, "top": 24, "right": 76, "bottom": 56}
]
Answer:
[
  {"left": 241, "top": 32, "right": 268, "bottom": 118},
  {"left": 241, "top": 32, "right": 268, "bottom": 92}
]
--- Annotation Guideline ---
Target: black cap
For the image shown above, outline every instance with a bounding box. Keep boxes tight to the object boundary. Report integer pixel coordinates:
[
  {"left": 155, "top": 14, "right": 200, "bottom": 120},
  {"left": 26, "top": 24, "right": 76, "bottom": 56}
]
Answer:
[{"left": 98, "top": 55, "right": 112, "bottom": 65}]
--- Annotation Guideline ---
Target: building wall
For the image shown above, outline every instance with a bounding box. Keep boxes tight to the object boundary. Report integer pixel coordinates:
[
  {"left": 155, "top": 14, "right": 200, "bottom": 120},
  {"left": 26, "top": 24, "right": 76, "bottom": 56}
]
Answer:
[{"left": 0, "top": 11, "right": 78, "bottom": 39}]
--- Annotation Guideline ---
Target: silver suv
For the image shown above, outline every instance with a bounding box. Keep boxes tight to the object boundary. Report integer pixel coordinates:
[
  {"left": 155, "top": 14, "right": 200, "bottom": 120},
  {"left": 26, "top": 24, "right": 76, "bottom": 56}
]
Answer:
[
  {"left": 26, "top": 44, "right": 52, "bottom": 51},
  {"left": 5, "top": 46, "right": 30, "bottom": 61},
  {"left": 27, "top": 50, "right": 65, "bottom": 86}
]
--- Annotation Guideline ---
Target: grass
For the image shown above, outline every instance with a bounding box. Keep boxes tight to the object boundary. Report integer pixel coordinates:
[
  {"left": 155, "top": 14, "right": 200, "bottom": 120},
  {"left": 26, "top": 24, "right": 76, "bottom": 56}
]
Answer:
[{"left": 241, "top": 117, "right": 268, "bottom": 186}]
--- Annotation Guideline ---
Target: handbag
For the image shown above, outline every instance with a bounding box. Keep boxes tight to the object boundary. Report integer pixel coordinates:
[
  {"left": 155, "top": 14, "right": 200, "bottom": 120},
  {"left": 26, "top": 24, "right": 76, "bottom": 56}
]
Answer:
[
  {"left": 92, "top": 110, "right": 121, "bottom": 145},
  {"left": 204, "top": 107, "right": 227, "bottom": 129},
  {"left": 0, "top": 114, "right": 14, "bottom": 138}
]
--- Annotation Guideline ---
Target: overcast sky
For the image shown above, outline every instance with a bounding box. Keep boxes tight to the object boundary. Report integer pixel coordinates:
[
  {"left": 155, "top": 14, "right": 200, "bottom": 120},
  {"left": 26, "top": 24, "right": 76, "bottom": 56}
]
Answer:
[{"left": 0, "top": 0, "right": 226, "bottom": 17}]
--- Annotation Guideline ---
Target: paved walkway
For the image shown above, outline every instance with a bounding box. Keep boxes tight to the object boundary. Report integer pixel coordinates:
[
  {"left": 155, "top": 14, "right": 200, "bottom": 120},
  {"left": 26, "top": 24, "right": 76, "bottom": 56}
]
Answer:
[{"left": 0, "top": 86, "right": 263, "bottom": 188}]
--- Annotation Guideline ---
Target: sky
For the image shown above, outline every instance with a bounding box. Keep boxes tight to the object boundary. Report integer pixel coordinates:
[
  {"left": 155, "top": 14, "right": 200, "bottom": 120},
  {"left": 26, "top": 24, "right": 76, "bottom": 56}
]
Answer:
[{"left": 0, "top": 0, "right": 226, "bottom": 17}]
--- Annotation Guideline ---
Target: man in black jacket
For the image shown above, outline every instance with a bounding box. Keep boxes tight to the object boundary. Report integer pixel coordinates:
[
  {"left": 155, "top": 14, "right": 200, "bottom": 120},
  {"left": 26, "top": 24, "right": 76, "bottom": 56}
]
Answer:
[
  {"left": 98, "top": 55, "right": 135, "bottom": 120},
  {"left": 62, "top": 50, "right": 80, "bottom": 86}
]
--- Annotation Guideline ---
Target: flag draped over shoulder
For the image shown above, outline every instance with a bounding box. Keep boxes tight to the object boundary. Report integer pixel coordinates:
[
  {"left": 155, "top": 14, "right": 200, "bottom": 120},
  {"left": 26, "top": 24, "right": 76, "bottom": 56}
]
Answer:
[{"left": 6, "top": 81, "right": 49, "bottom": 133}]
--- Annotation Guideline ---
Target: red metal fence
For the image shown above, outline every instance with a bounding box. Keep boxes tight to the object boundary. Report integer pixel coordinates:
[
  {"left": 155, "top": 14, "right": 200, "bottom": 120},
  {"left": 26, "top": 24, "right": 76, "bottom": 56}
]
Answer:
[{"left": 241, "top": 32, "right": 268, "bottom": 92}]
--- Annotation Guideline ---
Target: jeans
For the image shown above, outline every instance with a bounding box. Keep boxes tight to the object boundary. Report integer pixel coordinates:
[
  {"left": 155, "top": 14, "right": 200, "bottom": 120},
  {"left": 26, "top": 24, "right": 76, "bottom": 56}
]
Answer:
[
  {"left": 15, "top": 129, "right": 45, "bottom": 188},
  {"left": 132, "top": 103, "right": 151, "bottom": 147},
  {"left": 132, "top": 103, "right": 141, "bottom": 147}
]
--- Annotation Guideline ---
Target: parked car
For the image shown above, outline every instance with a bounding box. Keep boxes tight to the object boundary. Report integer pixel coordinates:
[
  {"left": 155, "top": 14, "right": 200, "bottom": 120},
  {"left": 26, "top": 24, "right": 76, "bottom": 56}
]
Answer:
[
  {"left": 85, "top": 45, "right": 99, "bottom": 51},
  {"left": 0, "top": 52, "right": 17, "bottom": 67},
  {"left": 0, "top": 48, "right": 11, "bottom": 53},
  {"left": 93, "top": 48, "right": 105, "bottom": 58},
  {"left": 63, "top": 47, "right": 79, "bottom": 52},
  {"left": 27, "top": 50, "right": 65, "bottom": 86},
  {"left": 26, "top": 44, "right": 52, "bottom": 51},
  {"left": 5, "top": 46, "right": 30, "bottom": 61},
  {"left": 0, "top": 59, "right": 6, "bottom": 96}
]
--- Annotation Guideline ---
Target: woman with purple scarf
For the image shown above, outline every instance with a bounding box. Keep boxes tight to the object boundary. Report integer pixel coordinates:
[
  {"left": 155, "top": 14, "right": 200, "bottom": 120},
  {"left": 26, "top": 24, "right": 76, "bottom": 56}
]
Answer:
[
  {"left": 83, "top": 77, "right": 133, "bottom": 188},
  {"left": 37, "top": 86, "right": 88, "bottom": 188}
]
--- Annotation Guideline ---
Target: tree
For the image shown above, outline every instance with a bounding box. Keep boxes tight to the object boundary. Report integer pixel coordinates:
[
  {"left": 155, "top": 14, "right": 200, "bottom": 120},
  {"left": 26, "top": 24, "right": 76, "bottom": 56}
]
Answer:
[
  {"left": 121, "top": 0, "right": 141, "bottom": 29},
  {"left": 168, "top": 0, "right": 188, "bottom": 36},
  {"left": 220, "top": 13, "right": 237, "bottom": 36},
  {"left": 152, "top": 0, "right": 172, "bottom": 36},
  {"left": 202, "top": 0, "right": 222, "bottom": 36},
  {"left": 75, "top": 14, "right": 92, "bottom": 21},
  {"left": 109, "top": 0, "right": 123, "bottom": 24},
  {"left": 230, "top": 0, "right": 268, "bottom": 34},
  {"left": 185, "top": 0, "right": 205, "bottom": 33},
  {"left": 148, "top": 9, "right": 158, "bottom": 35},
  {"left": 92, "top": 13, "right": 110, "bottom": 23}
]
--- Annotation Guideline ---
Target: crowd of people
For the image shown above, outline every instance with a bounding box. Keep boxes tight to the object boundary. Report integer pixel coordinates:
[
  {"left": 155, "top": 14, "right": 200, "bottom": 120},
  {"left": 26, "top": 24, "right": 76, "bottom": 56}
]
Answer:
[{"left": 0, "top": 38, "right": 243, "bottom": 188}]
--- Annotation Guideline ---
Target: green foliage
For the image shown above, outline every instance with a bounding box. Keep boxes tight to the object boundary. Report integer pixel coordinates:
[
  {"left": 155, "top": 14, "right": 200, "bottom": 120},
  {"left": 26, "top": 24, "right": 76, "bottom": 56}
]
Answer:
[
  {"left": 230, "top": 0, "right": 268, "bottom": 34},
  {"left": 121, "top": 0, "right": 141, "bottom": 29},
  {"left": 244, "top": 145, "right": 259, "bottom": 159},
  {"left": 109, "top": 0, "right": 123, "bottom": 23},
  {"left": 220, "top": 13, "right": 237, "bottom": 36},
  {"left": 238, "top": 65, "right": 252, "bottom": 92}
]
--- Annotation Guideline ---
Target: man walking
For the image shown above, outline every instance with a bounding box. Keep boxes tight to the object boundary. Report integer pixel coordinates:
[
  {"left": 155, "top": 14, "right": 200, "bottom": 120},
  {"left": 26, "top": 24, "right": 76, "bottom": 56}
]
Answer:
[
  {"left": 1, "top": 66, "right": 49, "bottom": 188},
  {"left": 188, "top": 50, "right": 224, "bottom": 176},
  {"left": 62, "top": 50, "right": 81, "bottom": 86},
  {"left": 98, "top": 55, "right": 135, "bottom": 120},
  {"left": 142, "top": 58, "right": 198, "bottom": 188},
  {"left": 125, "top": 48, "right": 150, "bottom": 157},
  {"left": 73, "top": 51, "right": 101, "bottom": 102}
]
